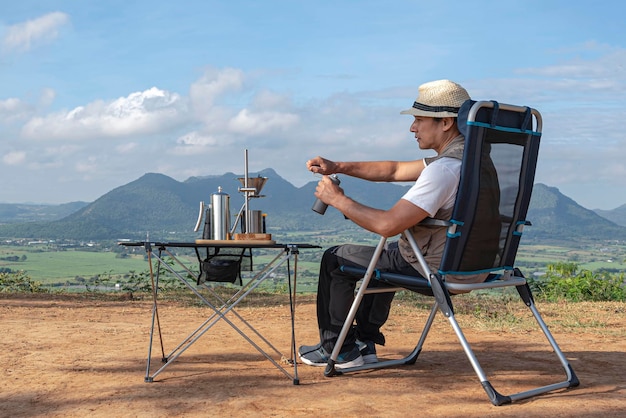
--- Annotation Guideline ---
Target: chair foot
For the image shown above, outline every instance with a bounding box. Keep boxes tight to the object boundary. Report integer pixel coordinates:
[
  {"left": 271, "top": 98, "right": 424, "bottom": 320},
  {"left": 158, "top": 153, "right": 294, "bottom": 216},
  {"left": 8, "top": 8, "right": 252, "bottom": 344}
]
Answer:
[
  {"left": 568, "top": 364, "right": 580, "bottom": 387},
  {"left": 482, "top": 381, "right": 511, "bottom": 406},
  {"left": 405, "top": 347, "right": 421, "bottom": 365},
  {"left": 324, "top": 361, "right": 342, "bottom": 377}
]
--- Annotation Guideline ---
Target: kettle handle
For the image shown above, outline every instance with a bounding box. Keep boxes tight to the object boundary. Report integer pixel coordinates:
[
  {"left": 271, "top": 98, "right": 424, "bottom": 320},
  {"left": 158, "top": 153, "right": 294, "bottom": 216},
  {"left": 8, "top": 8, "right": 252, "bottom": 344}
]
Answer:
[{"left": 193, "top": 201, "right": 205, "bottom": 232}]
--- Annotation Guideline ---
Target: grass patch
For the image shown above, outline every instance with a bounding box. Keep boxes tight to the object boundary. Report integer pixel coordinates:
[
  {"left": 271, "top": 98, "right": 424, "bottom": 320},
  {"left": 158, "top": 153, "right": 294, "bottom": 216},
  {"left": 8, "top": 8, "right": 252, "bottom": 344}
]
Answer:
[{"left": 0, "top": 246, "right": 148, "bottom": 283}]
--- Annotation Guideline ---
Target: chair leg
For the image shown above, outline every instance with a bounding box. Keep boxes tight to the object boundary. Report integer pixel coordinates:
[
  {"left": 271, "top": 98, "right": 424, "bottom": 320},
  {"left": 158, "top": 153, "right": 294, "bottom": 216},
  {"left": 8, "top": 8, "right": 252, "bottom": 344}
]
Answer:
[
  {"left": 515, "top": 275, "right": 580, "bottom": 388},
  {"left": 325, "top": 237, "right": 387, "bottom": 377},
  {"left": 444, "top": 282, "right": 579, "bottom": 406},
  {"left": 326, "top": 300, "right": 440, "bottom": 376},
  {"left": 445, "top": 310, "right": 512, "bottom": 405},
  {"left": 324, "top": 236, "right": 439, "bottom": 376},
  {"left": 329, "top": 282, "right": 579, "bottom": 405}
]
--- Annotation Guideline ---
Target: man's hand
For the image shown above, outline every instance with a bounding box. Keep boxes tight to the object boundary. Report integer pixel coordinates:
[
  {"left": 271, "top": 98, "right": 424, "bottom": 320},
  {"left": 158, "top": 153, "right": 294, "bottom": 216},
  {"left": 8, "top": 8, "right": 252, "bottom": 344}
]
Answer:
[
  {"left": 306, "top": 156, "right": 337, "bottom": 175},
  {"left": 315, "top": 175, "right": 344, "bottom": 206}
]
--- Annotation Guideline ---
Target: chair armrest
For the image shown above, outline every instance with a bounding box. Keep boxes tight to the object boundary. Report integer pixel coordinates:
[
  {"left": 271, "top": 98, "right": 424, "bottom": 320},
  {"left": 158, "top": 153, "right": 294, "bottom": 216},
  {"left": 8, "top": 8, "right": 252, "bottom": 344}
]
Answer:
[{"left": 419, "top": 218, "right": 451, "bottom": 227}]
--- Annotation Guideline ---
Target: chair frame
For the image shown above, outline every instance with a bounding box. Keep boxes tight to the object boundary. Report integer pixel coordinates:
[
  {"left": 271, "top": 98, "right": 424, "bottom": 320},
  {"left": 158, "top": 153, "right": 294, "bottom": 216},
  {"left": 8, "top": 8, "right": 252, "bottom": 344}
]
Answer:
[{"left": 324, "top": 101, "right": 579, "bottom": 406}]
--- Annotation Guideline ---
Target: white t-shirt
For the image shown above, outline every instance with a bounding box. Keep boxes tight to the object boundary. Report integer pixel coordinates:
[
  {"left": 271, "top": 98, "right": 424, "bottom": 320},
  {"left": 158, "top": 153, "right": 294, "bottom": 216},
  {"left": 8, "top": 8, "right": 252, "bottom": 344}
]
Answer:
[{"left": 401, "top": 157, "right": 461, "bottom": 217}]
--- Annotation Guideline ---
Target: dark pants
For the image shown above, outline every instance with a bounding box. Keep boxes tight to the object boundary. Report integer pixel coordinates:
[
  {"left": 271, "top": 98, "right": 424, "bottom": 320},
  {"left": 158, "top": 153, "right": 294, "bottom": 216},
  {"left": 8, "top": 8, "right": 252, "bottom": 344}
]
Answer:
[{"left": 316, "top": 242, "right": 423, "bottom": 352}]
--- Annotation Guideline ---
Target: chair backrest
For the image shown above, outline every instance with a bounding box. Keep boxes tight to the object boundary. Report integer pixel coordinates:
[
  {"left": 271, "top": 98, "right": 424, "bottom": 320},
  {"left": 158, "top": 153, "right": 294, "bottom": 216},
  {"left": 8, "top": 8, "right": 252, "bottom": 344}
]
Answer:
[{"left": 439, "top": 100, "right": 541, "bottom": 275}]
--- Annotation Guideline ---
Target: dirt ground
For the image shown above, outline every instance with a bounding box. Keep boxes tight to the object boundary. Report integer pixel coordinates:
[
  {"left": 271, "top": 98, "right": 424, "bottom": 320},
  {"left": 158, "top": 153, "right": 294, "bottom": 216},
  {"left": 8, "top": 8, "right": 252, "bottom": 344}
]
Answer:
[{"left": 1, "top": 292, "right": 625, "bottom": 418}]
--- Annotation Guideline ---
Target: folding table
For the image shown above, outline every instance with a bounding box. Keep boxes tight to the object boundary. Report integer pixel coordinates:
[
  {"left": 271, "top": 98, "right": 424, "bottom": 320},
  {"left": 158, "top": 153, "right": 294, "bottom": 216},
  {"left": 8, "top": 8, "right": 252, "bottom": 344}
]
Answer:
[{"left": 120, "top": 240, "right": 319, "bottom": 385}]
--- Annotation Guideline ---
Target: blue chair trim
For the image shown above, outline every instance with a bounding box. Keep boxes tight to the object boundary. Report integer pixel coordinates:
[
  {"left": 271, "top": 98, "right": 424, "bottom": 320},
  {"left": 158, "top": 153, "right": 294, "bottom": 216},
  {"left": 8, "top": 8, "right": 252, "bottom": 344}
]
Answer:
[
  {"left": 467, "top": 120, "right": 541, "bottom": 136},
  {"left": 447, "top": 219, "right": 463, "bottom": 238},
  {"left": 438, "top": 266, "right": 514, "bottom": 276},
  {"left": 484, "top": 273, "right": 503, "bottom": 282},
  {"left": 340, "top": 265, "right": 381, "bottom": 279},
  {"left": 513, "top": 220, "right": 526, "bottom": 236}
]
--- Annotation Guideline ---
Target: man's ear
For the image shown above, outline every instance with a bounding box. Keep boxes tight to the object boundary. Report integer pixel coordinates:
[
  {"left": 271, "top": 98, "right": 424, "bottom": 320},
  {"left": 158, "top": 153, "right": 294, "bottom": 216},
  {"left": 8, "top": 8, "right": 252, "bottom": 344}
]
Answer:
[{"left": 441, "top": 117, "right": 456, "bottom": 131}]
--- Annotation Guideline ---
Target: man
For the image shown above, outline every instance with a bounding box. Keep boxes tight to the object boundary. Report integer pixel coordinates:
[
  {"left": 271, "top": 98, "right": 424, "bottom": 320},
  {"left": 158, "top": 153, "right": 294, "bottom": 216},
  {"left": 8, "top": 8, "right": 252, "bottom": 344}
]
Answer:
[{"left": 299, "top": 79, "right": 472, "bottom": 369}]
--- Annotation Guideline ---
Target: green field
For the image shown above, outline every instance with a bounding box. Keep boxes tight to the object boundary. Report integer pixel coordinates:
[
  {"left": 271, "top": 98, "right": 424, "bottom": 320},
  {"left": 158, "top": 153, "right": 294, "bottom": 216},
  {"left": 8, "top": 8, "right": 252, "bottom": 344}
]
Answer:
[
  {"left": 516, "top": 242, "right": 626, "bottom": 273},
  {"left": 2, "top": 239, "right": 624, "bottom": 292},
  {"left": 0, "top": 245, "right": 147, "bottom": 283},
  {"left": 0, "top": 243, "right": 325, "bottom": 292}
]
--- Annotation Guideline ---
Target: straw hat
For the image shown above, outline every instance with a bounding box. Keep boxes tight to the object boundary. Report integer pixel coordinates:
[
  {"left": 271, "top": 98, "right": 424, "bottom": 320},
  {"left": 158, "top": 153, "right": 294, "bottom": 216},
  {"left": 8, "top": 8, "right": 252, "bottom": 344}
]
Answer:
[{"left": 400, "top": 79, "right": 470, "bottom": 118}]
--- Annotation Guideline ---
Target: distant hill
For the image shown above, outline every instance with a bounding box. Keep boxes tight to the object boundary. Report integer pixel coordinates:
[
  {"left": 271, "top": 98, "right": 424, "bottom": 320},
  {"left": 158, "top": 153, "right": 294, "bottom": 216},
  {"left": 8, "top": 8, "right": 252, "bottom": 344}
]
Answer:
[
  {"left": 0, "top": 169, "right": 407, "bottom": 241},
  {"left": 0, "top": 202, "right": 88, "bottom": 224},
  {"left": 525, "top": 184, "right": 626, "bottom": 242},
  {"left": 594, "top": 204, "right": 626, "bottom": 227},
  {"left": 0, "top": 171, "right": 624, "bottom": 243}
]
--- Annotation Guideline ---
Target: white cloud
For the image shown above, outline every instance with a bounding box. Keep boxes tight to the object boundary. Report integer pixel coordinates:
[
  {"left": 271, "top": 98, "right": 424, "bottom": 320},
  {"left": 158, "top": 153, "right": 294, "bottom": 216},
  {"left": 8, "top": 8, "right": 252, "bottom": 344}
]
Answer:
[
  {"left": 115, "top": 142, "right": 138, "bottom": 154},
  {"left": 173, "top": 131, "right": 227, "bottom": 156},
  {"left": 38, "top": 88, "right": 56, "bottom": 107},
  {"left": 2, "top": 151, "right": 26, "bottom": 165},
  {"left": 2, "top": 12, "right": 69, "bottom": 52},
  {"left": 250, "top": 90, "right": 293, "bottom": 109},
  {"left": 21, "top": 87, "right": 187, "bottom": 140},
  {"left": 0, "top": 89, "right": 56, "bottom": 124},
  {"left": 0, "top": 97, "right": 30, "bottom": 122},
  {"left": 176, "top": 131, "right": 219, "bottom": 147},
  {"left": 75, "top": 157, "right": 98, "bottom": 174},
  {"left": 5, "top": 44, "right": 625, "bottom": 208},
  {"left": 25, "top": 159, "right": 63, "bottom": 170},
  {"left": 189, "top": 67, "right": 245, "bottom": 113},
  {"left": 519, "top": 46, "right": 626, "bottom": 80},
  {"left": 0, "top": 97, "right": 23, "bottom": 113},
  {"left": 43, "top": 144, "right": 81, "bottom": 156},
  {"left": 228, "top": 109, "right": 300, "bottom": 135}
]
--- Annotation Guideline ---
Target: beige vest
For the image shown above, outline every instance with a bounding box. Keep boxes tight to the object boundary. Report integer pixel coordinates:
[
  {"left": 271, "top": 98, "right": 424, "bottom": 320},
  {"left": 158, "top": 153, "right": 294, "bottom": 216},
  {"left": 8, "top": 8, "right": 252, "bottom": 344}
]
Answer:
[{"left": 398, "top": 135, "right": 487, "bottom": 287}]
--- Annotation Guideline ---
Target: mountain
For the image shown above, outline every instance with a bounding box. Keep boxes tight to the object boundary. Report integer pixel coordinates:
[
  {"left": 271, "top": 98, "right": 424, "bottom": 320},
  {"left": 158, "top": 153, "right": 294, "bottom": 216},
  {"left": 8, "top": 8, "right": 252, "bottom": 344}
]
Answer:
[
  {"left": 594, "top": 204, "right": 626, "bottom": 227},
  {"left": 0, "top": 169, "right": 409, "bottom": 241},
  {"left": 0, "top": 202, "right": 89, "bottom": 224},
  {"left": 0, "top": 171, "right": 624, "bottom": 243},
  {"left": 524, "top": 184, "right": 626, "bottom": 242}
]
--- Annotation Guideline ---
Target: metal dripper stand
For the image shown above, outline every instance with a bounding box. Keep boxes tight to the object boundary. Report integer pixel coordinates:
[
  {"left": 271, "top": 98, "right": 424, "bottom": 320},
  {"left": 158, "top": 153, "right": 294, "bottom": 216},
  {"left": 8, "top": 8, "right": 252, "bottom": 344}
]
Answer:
[
  {"left": 193, "top": 149, "right": 271, "bottom": 242},
  {"left": 231, "top": 149, "right": 271, "bottom": 241}
]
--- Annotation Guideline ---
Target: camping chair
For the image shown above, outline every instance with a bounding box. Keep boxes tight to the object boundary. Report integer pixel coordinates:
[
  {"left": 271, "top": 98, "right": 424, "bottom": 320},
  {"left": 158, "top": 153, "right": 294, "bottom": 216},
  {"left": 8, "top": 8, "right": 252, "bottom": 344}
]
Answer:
[{"left": 326, "top": 100, "right": 579, "bottom": 406}]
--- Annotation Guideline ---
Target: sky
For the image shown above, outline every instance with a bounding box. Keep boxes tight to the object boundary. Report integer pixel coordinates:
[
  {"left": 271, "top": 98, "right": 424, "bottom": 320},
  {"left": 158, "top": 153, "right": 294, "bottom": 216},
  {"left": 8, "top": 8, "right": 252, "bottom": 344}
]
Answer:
[{"left": 1, "top": 1, "right": 625, "bottom": 210}]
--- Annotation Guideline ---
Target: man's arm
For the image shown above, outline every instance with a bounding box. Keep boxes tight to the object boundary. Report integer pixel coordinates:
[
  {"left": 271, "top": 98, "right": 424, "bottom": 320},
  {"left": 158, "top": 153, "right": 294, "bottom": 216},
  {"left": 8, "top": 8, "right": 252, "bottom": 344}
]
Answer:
[
  {"left": 307, "top": 157, "right": 426, "bottom": 182},
  {"left": 335, "top": 197, "right": 429, "bottom": 237},
  {"left": 313, "top": 175, "right": 429, "bottom": 237}
]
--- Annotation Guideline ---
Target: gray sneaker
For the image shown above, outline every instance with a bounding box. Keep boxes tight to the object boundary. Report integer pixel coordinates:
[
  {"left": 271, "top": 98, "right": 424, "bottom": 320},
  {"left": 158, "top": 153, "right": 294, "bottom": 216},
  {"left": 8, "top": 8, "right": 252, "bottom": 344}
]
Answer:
[
  {"left": 298, "top": 342, "right": 321, "bottom": 357},
  {"left": 299, "top": 345, "right": 364, "bottom": 369},
  {"left": 356, "top": 339, "right": 378, "bottom": 364}
]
